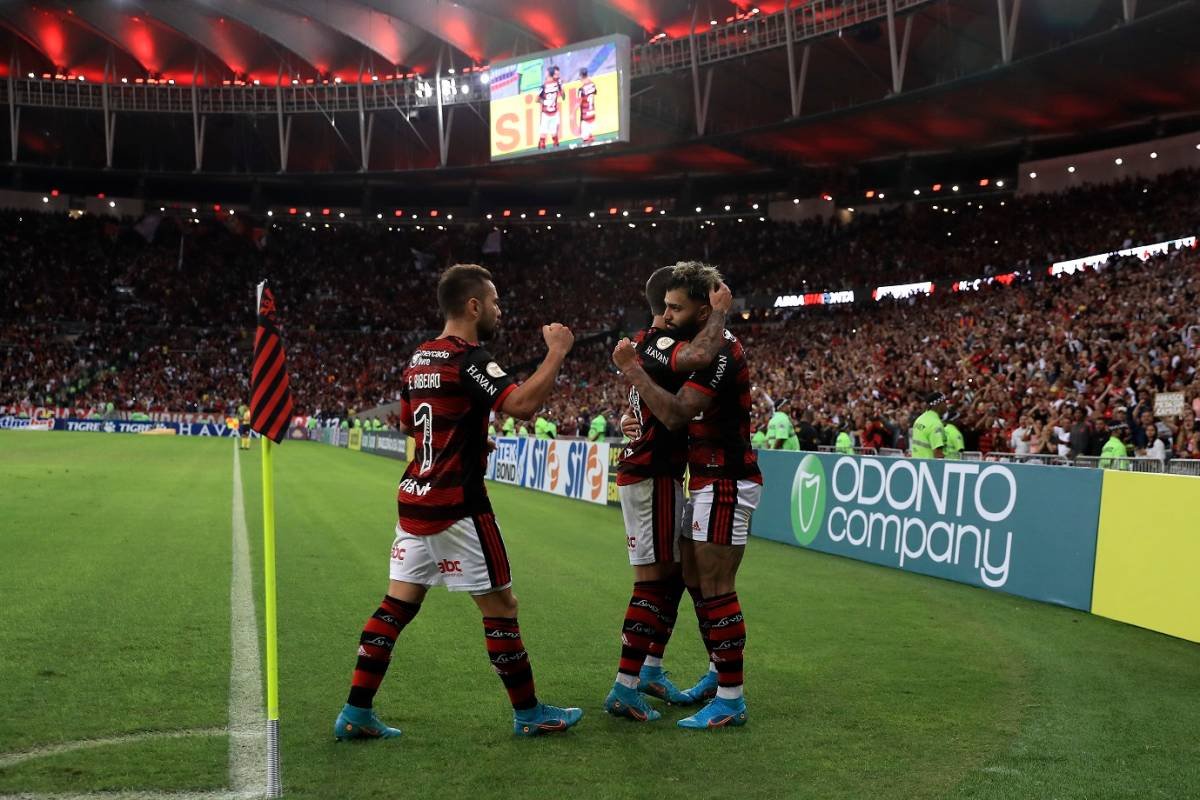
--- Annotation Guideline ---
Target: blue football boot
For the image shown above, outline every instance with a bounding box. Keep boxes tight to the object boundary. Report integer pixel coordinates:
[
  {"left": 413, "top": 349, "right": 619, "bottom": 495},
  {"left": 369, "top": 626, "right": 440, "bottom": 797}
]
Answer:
[
  {"left": 681, "top": 669, "right": 718, "bottom": 704},
  {"left": 334, "top": 704, "right": 402, "bottom": 741},
  {"left": 604, "top": 682, "right": 662, "bottom": 721},
  {"left": 513, "top": 702, "right": 584, "bottom": 736},
  {"left": 677, "top": 696, "right": 748, "bottom": 730},
  {"left": 638, "top": 665, "right": 693, "bottom": 705}
]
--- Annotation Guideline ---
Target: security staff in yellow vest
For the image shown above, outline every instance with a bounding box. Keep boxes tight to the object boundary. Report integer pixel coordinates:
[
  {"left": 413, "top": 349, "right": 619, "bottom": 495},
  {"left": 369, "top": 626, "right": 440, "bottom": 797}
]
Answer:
[
  {"left": 943, "top": 411, "right": 965, "bottom": 460},
  {"left": 910, "top": 392, "right": 948, "bottom": 459},
  {"left": 1099, "top": 420, "right": 1131, "bottom": 470}
]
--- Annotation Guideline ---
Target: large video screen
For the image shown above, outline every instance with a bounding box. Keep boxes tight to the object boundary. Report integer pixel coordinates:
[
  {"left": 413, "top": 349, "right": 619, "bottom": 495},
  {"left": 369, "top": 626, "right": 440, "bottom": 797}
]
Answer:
[{"left": 488, "top": 35, "right": 630, "bottom": 161}]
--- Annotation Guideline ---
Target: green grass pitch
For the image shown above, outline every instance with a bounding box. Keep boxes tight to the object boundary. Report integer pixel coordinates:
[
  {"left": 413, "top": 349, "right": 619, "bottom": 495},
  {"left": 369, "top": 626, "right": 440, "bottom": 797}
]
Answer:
[{"left": 1, "top": 430, "right": 1199, "bottom": 799}]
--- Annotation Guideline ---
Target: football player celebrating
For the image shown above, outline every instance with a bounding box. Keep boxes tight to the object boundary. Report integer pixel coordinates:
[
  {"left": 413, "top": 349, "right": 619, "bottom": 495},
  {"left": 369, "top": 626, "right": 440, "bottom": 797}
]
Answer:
[
  {"left": 604, "top": 266, "right": 732, "bottom": 722},
  {"left": 578, "top": 68, "right": 597, "bottom": 144},
  {"left": 537, "top": 65, "right": 564, "bottom": 149},
  {"left": 612, "top": 262, "right": 761, "bottom": 730},
  {"left": 334, "top": 264, "right": 583, "bottom": 740}
]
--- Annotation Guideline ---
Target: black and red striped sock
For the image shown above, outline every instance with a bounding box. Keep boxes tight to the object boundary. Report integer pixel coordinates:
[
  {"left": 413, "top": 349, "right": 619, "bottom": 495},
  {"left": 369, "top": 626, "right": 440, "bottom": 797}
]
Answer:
[
  {"left": 645, "top": 575, "right": 686, "bottom": 667},
  {"left": 346, "top": 595, "right": 421, "bottom": 708},
  {"left": 702, "top": 592, "right": 746, "bottom": 698},
  {"left": 686, "top": 583, "right": 715, "bottom": 666},
  {"left": 616, "top": 581, "right": 668, "bottom": 685},
  {"left": 483, "top": 617, "right": 538, "bottom": 711}
]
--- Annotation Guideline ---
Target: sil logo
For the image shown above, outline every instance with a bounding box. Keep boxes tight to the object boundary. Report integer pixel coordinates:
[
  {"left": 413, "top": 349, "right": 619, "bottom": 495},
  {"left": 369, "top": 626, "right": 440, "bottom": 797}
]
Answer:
[{"left": 790, "top": 454, "right": 826, "bottom": 546}]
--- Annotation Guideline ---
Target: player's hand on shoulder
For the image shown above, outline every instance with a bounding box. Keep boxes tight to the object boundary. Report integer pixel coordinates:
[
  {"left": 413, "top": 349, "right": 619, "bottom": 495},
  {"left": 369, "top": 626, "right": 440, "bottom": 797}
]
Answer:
[
  {"left": 710, "top": 281, "right": 733, "bottom": 313},
  {"left": 543, "top": 322, "right": 574, "bottom": 355},
  {"left": 612, "top": 337, "right": 638, "bottom": 372}
]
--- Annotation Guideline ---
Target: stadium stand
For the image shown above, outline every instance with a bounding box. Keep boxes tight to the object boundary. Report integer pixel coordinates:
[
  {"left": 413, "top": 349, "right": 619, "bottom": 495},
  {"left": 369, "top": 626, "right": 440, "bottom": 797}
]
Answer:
[{"left": 2, "top": 169, "right": 1198, "bottom": 460}]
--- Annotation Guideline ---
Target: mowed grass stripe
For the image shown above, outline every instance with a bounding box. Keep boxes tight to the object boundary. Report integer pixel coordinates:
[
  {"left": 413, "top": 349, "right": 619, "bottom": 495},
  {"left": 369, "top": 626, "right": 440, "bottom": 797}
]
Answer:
[
  {"left": 0, "top": 432, "right": 234, "bottom": 792},
  {"left": 2, "top": 433, "right": 1199, "bottom": 799}
]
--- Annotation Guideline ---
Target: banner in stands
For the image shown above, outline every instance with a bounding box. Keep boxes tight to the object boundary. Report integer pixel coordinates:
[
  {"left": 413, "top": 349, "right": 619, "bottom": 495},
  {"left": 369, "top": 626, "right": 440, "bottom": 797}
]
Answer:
[
  {"left": 360, "top": 430, "right": 412, "bottom": 461},
  {"left": 486, "top": 436, "right": 609, "bottom": 505},
  {"left": 17, "top": 417, "right": 251, "bottom": 436},
  {"left": 348, "top": 428, "right": 363, "bottom": 451},
  {"left": 751, "top": 450, "right": 1102, "bottom": 610}
]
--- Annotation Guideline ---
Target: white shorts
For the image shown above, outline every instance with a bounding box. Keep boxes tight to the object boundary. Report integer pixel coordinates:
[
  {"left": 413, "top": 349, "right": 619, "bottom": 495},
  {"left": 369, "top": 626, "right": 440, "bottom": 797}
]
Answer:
[
  {"left": 682, "top": 479, "right": 762, "bottom": 547},
  {"left": 539, "top": 112, "right": 560, "bottom": 137},
  {"left": 618, "top": 476, "right": 684, "bottom": 566},
  {"left": 580, "top": 118, "right": 595, "bottom": 140},
  {"left": 389, "top": 514, "right": 511, "bottom": 595}
]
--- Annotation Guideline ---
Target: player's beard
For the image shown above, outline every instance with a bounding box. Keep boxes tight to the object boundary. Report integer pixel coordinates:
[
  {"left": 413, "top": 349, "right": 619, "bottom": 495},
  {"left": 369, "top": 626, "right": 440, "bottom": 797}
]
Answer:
[{"left": 477, "top": 312, "right": 497, "bottom": 342}]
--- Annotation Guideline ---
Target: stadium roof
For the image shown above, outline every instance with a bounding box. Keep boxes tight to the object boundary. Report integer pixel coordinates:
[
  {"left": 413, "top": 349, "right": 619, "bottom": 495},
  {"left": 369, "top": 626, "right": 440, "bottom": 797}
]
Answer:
[{"left": 0, "top": 0, "right": 1198, "bottom": 199}]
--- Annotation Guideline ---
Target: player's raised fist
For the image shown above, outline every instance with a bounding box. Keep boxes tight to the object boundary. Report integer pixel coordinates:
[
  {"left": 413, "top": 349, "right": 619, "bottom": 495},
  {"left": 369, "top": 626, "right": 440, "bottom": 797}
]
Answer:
[
  {"left": 612, "top": 338, "right": 638, "bottom": 372},
  {"left": 543, "top": 323, "right": 574, "bottom": 354},
  {"left": 710, "top": 281, "right": 733, "bottom": 313}
]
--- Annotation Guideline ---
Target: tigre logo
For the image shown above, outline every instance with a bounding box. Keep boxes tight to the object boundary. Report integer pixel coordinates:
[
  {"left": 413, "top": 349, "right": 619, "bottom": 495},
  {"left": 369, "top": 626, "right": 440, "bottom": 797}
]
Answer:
[
  {"left": 486, "top": 361, "right": 507, "bottom": 378},
  {"left": 656, "top": 336, "right": 674, "bottom": 350}
]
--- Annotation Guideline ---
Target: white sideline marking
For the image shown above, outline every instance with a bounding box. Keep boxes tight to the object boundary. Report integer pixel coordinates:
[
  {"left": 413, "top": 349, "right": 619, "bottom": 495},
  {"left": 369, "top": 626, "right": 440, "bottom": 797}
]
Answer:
[
  {"left": 0, "top": 444, "right": 266, "bottom": 800},
  {"left": 0, "top": 728, "right": 225, "bottom": 770},
  {"left": 228, "top": 444, "right": 266, "bottom": 797}
]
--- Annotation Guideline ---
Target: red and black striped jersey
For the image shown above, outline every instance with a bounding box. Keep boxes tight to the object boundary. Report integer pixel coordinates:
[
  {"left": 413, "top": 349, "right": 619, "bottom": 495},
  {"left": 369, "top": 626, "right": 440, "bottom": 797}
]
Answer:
[
  {"left": 683, "top": 331, "right": 762, "bottom": 490},
  {"left": 396, "top": 336, "right": 517, "bottom": 535},
  {"left": 578, "top": 80, "right": 597, "bottom": 121},
  {"left": 617, "top": 327, "right": 689, "bottom": 485}
]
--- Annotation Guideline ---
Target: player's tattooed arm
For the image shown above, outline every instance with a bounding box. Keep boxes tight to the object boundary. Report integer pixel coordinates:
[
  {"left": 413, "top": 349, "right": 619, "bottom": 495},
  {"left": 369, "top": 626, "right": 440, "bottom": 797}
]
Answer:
[
  {"left": 613, "top": 339, "right": 709, "bottom": 430},
  {"left": 671, "top": 282, "right": 733, "bottom": 372}
]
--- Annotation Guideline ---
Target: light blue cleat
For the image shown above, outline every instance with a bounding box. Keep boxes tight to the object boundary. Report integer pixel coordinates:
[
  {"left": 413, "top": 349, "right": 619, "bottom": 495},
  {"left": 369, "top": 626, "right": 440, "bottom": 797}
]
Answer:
[
  {"left": 604, "top": 683, "right": 662, "bottom": 721},
  {"left": 677, "top": 696, "right": 748, "bottom": 730},
  {"left": 513, "top": 702, "right": 584, "bottom": 736},
  {"left": 681, "top": 669, "right": 718, "bottom": 704},
  {"left": 638, "top": 665, "right": 693, "bottom": 705},
  {"left": 334, "top": 704, "right": 402, "bottom": 741}
]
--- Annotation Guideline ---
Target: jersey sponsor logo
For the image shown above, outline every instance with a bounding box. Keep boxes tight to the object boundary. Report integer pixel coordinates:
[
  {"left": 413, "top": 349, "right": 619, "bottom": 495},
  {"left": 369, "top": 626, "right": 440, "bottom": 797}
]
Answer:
[
  {"left": 711, "top": 354, "right": 728, "bottom": 385},
  {"left": 436, "top": 559, "right": 463, "bottom": 574},
  {"left": 656, "top": 336, "right": 674, "bottom": 350},
  {"left": 466, "top": 363, "right": 500, "bottom": 396},
  {"left": 485, "top": 361, "right": 507, "bottom": 379},
  {"left": 399, "top": 477, "right": 432, "bottom": 496},
  {"left": 642, "top": 346, "right": 670, "bottom": 367},
  {"left": 410, "top": 350, "right": 451, "bottom": 366}
]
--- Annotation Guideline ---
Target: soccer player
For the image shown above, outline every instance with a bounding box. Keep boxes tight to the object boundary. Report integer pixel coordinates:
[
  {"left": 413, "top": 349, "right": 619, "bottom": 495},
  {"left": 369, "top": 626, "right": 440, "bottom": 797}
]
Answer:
[
  {"left": 612, "top": 262, "right": 761, "bottom": 730},
  {"left": 578, "top": 68, "right": 597, "bottom": 144},
  {"left": 604, "top": 265, "right": 732, "bottom": 723},
  {"left": 536, "top": 65, "right": 563, "bottom": 149},
  {"left": 239, "top": 406, "right": 252, "bottom": 450},
  {"left": 334, "top": 264, "right": 583, "bottom": 740}
]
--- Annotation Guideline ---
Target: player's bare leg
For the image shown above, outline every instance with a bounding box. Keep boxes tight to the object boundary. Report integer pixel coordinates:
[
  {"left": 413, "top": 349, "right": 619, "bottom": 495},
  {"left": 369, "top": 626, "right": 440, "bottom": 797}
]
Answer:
[
  {"left": 472, "top": 587, "right": 583, "bottom": 736},
  {"left": 334, "top": 580, "right": 428, "bottom": 741}
]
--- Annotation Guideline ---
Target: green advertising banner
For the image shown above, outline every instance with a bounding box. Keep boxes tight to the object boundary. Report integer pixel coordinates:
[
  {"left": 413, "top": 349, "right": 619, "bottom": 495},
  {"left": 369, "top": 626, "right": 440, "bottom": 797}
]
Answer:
[{"left": 752, "top": 451, "right": 1102, "bottom": 610}]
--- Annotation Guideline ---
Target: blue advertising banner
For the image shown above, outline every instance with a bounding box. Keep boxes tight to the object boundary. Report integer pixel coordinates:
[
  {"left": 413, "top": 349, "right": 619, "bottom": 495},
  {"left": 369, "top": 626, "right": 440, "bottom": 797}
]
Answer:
[
  {"left": 486, "top": 436, "right": 609, "bottom": 505},
  {"left": 752, "top": 450, "right": 1102, "bottom": 610},
  {"left": 50, "top": 418, "right": 247, "bottom": 437}
]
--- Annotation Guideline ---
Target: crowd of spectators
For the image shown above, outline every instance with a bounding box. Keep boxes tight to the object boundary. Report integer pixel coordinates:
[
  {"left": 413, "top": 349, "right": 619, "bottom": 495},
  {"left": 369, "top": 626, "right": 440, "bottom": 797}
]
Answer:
[{"left": 2, "top": 166, "right": 1197, "bottom": 459}]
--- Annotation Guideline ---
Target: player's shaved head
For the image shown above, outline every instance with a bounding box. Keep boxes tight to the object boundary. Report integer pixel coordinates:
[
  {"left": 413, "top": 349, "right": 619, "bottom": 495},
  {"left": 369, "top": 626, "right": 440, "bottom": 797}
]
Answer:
[
  {"left": 645, "top": 266, "right": 675, "bottom": 316},
  {"left": 437, "top": 263, "right": 494, "bottom": 318},
  {"left": 666, "top": 261, "right": 723, "bottom": 303}
]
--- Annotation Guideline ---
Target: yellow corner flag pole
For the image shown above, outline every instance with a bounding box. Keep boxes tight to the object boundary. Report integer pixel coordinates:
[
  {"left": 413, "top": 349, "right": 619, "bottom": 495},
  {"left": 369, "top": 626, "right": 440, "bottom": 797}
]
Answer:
[{"left": 261, "top": 435, "right": 282, "bottom": 798}]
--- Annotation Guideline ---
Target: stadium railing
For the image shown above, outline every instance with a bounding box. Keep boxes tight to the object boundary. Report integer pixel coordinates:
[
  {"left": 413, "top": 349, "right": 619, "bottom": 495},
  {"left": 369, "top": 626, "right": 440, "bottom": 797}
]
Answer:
[
  {"left": 1167, "top": 459, "right": 1200, "bottom": 477},
  {"left": 817, "top": 445, "right": 836, "bottom": 453},
  {"left": 852, "top": 446, "right": 878, "bottom": 456},
  {"left": 1073, "top": 456, "right": 1167, "bottom": 473},
  {"left": 960, "top": 451, "right": 983, "bottom": 461},
  {"left": 878, "top": 447, "right": 905, "bottom": 457},
  {"left": 984, "top": 452, "right": 1074, "bottom": 466}
]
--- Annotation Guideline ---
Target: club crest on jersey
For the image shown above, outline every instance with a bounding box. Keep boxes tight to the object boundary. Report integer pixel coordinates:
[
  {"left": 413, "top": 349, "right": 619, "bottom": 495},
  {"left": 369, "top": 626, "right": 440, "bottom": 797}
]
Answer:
[
  {"left": 486, "top": 361, "right": 507, "bottom": 379},
  {"left": 656, "top": 336, "right": 674, "bottom": 350}
]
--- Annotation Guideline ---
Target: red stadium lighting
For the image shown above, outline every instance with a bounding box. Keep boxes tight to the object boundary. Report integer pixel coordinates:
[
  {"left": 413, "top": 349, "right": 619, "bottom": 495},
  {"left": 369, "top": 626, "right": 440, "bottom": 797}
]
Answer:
[
  {"left": 393, "top": 209, "right": 403, "bottom": 217},
  {"left": 822, "top": 194, "right": 833, "bottom": 202},
  {"left": 502, "top": 210, "right": 511, "bottom": 217},
  {"left": 609, "top": 207, "right": 618, "bottom": 215},
  {"left": 213, "top": 204, "right": 221, "bottom": 212},
  {"left": 979, "top": 179, "right": 990, "bottom": 187},
  {"left": 932, "top": 184, "right": 942, "bottom": 192},
  {"left": 97, "top": 193, "right": 106, "bottom": 199},
  {"left": 537, "top": 209, "right": 546, "bottom": 216},
  {"left": 321, "top": 208, "right": 331, "bottom": 216},
  {"left": 430, "top": 210, "right": 439, "bottom": 217},
  {"left": 865, "top": 190, "right": 875, "bottom": 198},
  {"left": 50, "top": 189, "right": 59, "bottom": 197},
  {"left": 288, "top": 207, "right": 298, "bottom": 215},
  {"left": 644, "top": 205, "right": 653, "bottom": 213}
]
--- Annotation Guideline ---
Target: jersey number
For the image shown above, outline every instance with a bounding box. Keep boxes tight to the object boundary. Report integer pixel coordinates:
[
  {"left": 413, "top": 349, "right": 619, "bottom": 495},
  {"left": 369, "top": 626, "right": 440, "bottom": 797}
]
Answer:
[{"left": 414, "top": 402, "right": 434, "bottom": 474}]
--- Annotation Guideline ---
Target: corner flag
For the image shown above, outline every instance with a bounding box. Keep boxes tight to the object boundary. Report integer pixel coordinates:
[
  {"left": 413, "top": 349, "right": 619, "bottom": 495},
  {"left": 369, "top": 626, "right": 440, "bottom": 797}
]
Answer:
[{"left": 250, "top": 280, "right": 292, "bottom": 798}]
